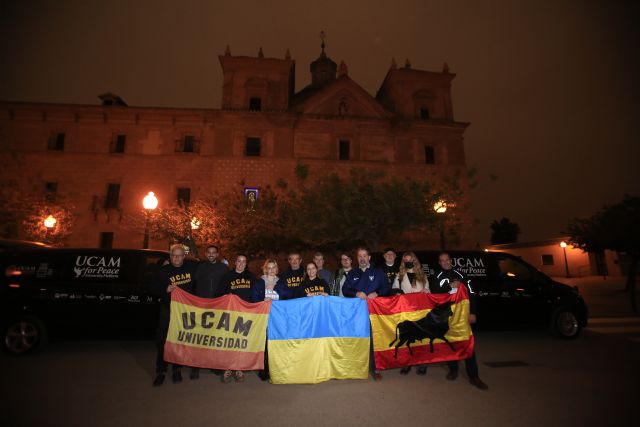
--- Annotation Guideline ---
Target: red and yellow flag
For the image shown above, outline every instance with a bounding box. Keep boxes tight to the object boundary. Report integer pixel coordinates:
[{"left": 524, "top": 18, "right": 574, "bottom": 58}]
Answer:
[
  {"left": 164, "top": 288, "right": 270, "bottom": 370},
  {"left": 368, "top": 286, "right": 474, "bottom": 370}
]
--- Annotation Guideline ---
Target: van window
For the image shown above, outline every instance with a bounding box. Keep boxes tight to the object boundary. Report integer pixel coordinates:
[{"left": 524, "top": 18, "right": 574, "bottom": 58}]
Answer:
[
  {"left": 139, "top": 253, "right": 169, "bottom": 287},
  {"left": 496, "top": 256, "right": 532, "bottom": 281}
]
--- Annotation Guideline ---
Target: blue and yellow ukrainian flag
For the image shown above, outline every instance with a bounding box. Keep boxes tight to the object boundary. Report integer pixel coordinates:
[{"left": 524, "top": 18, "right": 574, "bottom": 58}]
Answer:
[{"left": 268, "top": 296, "right": 370, "bottom": 384}]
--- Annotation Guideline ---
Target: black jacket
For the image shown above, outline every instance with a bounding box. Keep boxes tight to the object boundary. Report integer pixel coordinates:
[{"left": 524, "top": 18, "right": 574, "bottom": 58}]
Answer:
[
  {"left": 292, "top": 277, "right": 329, "bottom": 299},
  {"left": 274, "top": 267, "right": 305, "bottom": 300},
  {"left": 220, "top": 269, "right": 259, "bottom": 303},
  {"left": 150, "top": 261, "right": 197, "bottom": 309},
  {"left": 195, "top": 261, "right": 228, "bottom": 298},
  {"left": 431, "top": 268, "right": 477, "bottom": 315},
  {"left": 382, "top": 263, "right": 400, "bottom": 286}
]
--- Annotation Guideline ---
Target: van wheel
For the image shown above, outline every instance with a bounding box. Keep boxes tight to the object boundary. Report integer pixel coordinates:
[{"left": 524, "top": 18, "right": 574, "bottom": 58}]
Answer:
[
  {"left": 3, "top": 315, "right": 47, "bottom": 355},
  {"left": 551, "top": 307, "right": 580, "bottom": 339}
]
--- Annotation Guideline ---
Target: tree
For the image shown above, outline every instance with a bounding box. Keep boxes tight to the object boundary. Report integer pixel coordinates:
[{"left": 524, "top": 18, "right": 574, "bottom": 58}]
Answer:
[
  {"left": 212, "top": 184, "right": 295, "bottom": 258},
  {"left": 490, "top": 217, "right": 521, "bottom": 245},
  {"left": 0, "top": 181, "right": 75, "bottom": 246},
  {"left": 125, "top": 198, "right": 221, "bottom": 257},
  {"left": 125, "top": 166, "right": 469, "bottom": 259},
  {"left": 124, "top": 185, "right": 293, "bottom": 259},
  {"left": 282, "top": 169, "right": 439, "bottom": 251},
  {"left": 20, "top": 199, "right": 75, "bottom": 246},
  {"left": 566, "top": 195, "right": 640, "bottom": 313},
  {"left": 242, "top": 167, "right": 467, "bottom": 253}
]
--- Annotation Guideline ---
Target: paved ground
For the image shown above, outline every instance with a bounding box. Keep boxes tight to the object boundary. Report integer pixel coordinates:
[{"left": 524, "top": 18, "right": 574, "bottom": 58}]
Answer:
[
  {"left": 556, "top": 275, "right": 639, "bottom": 318},
  {"left": 2, "top": 276, "right": 639, "bottom": 427}
]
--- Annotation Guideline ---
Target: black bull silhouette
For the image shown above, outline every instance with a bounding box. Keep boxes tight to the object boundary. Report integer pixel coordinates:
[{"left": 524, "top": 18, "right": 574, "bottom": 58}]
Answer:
[{"left": 389, "top": 301, "right": 455, "bottom": 358}]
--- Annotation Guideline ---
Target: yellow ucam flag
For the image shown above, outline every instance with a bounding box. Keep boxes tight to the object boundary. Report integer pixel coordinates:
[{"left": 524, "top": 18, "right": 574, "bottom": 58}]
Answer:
[
  {"left": 267, "top": 296, "right": 370, "bottom": 384},
  {"left": 164, "top": 288, "right": 270, "bottom": 370}
]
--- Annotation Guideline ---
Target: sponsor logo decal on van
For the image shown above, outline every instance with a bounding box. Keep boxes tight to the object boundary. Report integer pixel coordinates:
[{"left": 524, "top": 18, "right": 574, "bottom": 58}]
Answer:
[
  {"left": 451, "top": 257, "right": 486, "bottom": 277},
  {"left": 73, "top": 256, "right": 121, "bottom": 279},
  {"left": 37, "top": 263, "right": 52, "bottom": 278}
]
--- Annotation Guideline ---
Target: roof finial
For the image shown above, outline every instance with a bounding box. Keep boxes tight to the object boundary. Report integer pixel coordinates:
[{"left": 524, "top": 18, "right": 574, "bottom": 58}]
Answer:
[
  {"left": 404, "top": 58, "right": 412, "bottom": 69},
  {"left": 258, "top": 47, "right": 264, "bottom": 58},
  {"left": 224, "top": 45, "right": 231, "bottom": 56},
  {"left": 391, "top": 57, "right": 397, "bottom": 69},
  {"left": 320, "top": 30, "right": 326, "bottom": 55},
  {"left": 443, "top": 62, "right": 450, "bottom": 73},
  {"left": 285, "top": 48, "right": 291, "bottom": 60}
]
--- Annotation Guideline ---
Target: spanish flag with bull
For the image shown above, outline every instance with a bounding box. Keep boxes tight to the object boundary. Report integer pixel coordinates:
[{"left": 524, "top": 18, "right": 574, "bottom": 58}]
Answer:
[{"left": 368, "top": 285, "right": 474, "bottom": 370}]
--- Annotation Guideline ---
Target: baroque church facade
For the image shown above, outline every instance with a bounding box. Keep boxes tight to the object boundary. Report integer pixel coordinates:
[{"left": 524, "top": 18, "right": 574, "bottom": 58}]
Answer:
[{"left": 0, "top": 43, "right": 471, "bottom": 250}]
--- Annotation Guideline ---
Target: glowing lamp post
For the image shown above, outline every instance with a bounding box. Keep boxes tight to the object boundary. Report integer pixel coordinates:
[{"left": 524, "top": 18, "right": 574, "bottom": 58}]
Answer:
[
  {"left": 142, "top": 192, "right": 158, "bottom": 249},
  {"left": 560, "top": 241, "right": 571, "bottom": 278},
  {"left": 433, "top": 200, "right": 447, "bottom": 250},
  {"left": 190, "top": 217, "right": 200, "bottom": 230},
  {"left": 43, "top": 215, "right": 57, "bottom": 229},
  {"left": 43, "top": 215, "right": 57, "bottom": 242}
]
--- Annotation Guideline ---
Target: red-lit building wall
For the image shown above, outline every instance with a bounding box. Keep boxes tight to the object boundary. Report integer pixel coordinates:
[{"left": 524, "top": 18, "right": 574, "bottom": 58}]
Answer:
[{"left": 0, "top": 48, "right": 472, "bottom": 251}]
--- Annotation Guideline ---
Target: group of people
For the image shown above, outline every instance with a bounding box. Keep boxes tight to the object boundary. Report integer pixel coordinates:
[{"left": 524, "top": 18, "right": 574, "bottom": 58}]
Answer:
[{"left": 150, "top": 244, "right": 488, "bottom": 390}]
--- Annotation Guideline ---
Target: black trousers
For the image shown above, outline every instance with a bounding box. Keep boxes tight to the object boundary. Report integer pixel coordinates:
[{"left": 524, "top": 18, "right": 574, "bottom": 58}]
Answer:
[
  {"left": 447, "top": 351, "right": 479, "bottom": 378},
  {"left": 155, "top": 309, "right": 181, "bottom": 374},
  {"left": 261, "top": 341, "right": 270, "bottom": 376},
  {"left": 369, "top": 330, "right": 377, "bottom": 374},
  {"left": 420, "top": 351, "right": 479, "bottom": 378}
]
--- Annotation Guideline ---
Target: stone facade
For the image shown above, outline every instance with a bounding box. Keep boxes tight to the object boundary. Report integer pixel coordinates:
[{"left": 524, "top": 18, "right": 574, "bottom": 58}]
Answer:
[{"left": 0, "top": 46, "right": 471, "bottom": 251}]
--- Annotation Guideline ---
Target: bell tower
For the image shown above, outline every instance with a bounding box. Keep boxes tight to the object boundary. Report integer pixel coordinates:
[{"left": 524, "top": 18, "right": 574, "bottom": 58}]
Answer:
[
  {"left": 219, "top": 46, "right": 295, "bottom": 111},
  {"left": 309, "top": 31, "right": 337, "bottom": 88}
]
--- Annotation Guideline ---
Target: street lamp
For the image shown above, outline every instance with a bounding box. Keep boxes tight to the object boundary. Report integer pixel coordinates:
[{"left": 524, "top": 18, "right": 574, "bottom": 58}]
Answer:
[
  {"left": 433, "top": 201, "right": 447, "bottom": 214},
  {"left": 43, "top": 215, "right": 57, "bottom": 229},
  {"left": 183, "top": 216, "right": 201, "bottom": 257},
  {"left": 142, "top": 192, "right": 158, "bottom": 249},
  {"left": 190, "top": 217, "right": 200, "bottom": 230},
  {"left": 560, "top": 241, "right": 571, "bottom": 278},
  {"left": 433, "top": 200, "right": 447, "bottom": 250},
  {"left": 43, "top": 215, "right": 56, "bottom": 242}
]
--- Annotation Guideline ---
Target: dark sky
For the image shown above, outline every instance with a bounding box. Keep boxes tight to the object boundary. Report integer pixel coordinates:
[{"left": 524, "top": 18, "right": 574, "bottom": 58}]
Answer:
[{"left": 1, "top": 0, "right": 639, "bottom": 245}]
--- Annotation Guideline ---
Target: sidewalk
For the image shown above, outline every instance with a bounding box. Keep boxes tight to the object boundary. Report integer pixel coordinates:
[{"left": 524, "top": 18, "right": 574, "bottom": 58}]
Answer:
[{"left": 552, "top": 275, "right": 640, "bottom": 318}]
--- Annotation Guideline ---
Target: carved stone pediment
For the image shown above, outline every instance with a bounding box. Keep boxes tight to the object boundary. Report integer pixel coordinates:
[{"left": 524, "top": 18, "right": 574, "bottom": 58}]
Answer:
[{"left": 292, "top": 77, "right": 393, "bottom": 119}]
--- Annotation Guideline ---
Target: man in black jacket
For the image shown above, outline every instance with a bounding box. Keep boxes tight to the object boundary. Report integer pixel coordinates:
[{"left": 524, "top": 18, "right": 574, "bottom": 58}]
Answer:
[
  {"left": 149, "top": 244, "right": 197, "bottom": 387},
  {"left": 195, "top": 245, "right": 228, "bottom": 298},
  {"left": 274, "top": 250, "right": 305, "bottom": 300},
  {"left": 190, "top": 244, "right": 228, "bottom": 379},
  {"left": 428, "top": 252, "right": 488, "bottom": 390},
  {"left": 381, "top": 248, "right": 399, "bottom": 287}
]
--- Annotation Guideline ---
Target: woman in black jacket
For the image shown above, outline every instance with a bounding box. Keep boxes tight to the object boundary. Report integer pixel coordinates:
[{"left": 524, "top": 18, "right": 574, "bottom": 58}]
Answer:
[{"left": 293, "top": 262, "right": 329, "bottom": 298}]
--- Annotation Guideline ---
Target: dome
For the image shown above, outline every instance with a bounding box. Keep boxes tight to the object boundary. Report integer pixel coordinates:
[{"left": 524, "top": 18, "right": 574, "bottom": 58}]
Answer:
[{"left": 309, "top": 43, "right": 337, "bottom": 87}]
